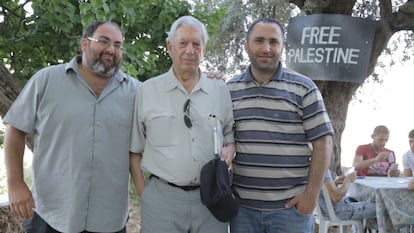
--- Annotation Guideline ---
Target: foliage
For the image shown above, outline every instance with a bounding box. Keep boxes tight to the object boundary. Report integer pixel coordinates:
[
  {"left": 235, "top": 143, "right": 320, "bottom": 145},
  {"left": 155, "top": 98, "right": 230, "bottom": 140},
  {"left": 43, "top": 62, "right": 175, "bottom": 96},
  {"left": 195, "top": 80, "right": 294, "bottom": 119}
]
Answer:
[
  {"left": 352, "top": 0, "right": 414, "bottom": 81},
  {"left": 205, "top": 0, "right": 301, "bottom": 77},
  {"left": 0, "top": 0, "right": 226, "bottom": 83},
  {"left": 205, "top": 0, "right": 414, "bottom": 80},
  {"left": 0, "top": 130, "right": 3, "bottom": 148},
  {"left": 128, "top": 171, "right": 150, "bottom": 204},
  {"left": 0, "top": 173, "right": 5, "bottom": 194}
]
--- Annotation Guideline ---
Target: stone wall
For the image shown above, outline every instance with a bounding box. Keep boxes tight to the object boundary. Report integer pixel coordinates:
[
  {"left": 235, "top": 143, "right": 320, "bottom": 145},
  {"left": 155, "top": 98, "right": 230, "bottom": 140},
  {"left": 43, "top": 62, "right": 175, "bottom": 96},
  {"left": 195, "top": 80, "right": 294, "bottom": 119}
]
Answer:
[{"left": 0, "top": 206, "right": 24, "bottom": 233}]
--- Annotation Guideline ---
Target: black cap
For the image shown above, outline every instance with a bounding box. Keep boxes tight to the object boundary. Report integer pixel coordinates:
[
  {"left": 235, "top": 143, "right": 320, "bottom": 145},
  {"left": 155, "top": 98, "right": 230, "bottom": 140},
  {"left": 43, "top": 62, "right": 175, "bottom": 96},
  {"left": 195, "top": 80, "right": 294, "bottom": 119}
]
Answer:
[{"left": 200, "top": 159, "right": 239, "bottom": 222}]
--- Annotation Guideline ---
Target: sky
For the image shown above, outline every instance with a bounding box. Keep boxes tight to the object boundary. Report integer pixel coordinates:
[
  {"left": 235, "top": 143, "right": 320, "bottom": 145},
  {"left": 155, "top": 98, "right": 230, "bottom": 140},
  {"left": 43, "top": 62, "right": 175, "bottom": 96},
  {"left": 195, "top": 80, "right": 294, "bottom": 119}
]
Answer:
[{"left": 341, "top": 63, "right": 414, "bottom": 168}]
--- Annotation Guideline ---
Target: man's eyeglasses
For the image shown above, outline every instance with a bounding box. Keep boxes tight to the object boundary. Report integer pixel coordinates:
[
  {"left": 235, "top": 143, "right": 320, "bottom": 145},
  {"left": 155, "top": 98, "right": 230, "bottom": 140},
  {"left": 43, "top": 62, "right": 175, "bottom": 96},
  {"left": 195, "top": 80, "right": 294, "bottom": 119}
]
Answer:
[
  {"left": 87, "top": 37, "right": 124, "bottom": 50},
  {"left": 183, "top": 99, "right": 192, "bottom": 128}
]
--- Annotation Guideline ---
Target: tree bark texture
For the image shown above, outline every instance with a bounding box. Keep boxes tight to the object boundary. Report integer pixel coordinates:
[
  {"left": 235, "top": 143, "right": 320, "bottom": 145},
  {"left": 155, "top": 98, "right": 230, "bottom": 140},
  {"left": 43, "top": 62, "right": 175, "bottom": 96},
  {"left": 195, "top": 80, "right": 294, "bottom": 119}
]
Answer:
[{"left": 0, "top": 63, "right": 34, "bottom": 151}]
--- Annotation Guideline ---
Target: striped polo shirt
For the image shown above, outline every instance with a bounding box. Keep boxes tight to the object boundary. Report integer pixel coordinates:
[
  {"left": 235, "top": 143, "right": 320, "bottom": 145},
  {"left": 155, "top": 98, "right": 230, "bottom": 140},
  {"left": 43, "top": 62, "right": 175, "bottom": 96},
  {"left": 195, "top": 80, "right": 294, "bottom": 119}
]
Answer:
[{"left": 227, "top": 63, "right": 334, "bottom": 211}]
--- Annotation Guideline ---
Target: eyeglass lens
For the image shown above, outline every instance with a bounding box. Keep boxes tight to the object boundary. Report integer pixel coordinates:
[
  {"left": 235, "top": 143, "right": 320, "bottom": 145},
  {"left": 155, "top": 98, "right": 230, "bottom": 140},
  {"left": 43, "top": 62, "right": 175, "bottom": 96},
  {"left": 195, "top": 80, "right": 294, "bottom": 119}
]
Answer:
[
  {"left": 87, "top": 37, "right": 123, "bottom": 50},
  {"left": 183, "top": 99, "right": 192, "bottom": 128},
  {"left": 98, "top": 38, "right": 123, "bottom": 50}
]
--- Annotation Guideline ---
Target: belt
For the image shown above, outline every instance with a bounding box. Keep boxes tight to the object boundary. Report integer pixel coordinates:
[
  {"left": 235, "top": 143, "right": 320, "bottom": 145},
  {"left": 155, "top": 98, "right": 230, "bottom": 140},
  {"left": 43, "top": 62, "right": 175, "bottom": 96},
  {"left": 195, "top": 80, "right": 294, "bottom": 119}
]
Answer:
[{"left": 150, "top": 175, "right": 200, "bottom": 191}]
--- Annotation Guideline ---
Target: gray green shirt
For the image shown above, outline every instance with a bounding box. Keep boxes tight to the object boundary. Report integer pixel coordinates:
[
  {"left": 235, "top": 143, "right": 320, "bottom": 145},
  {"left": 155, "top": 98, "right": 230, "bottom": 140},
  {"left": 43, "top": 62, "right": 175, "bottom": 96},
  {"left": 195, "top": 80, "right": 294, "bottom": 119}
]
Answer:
[
  {"left": 3, "top": 56, "right": 140, "bottom": 232},
  {"left": 130, "top": 68, "right": 234, "bottom": 186}
]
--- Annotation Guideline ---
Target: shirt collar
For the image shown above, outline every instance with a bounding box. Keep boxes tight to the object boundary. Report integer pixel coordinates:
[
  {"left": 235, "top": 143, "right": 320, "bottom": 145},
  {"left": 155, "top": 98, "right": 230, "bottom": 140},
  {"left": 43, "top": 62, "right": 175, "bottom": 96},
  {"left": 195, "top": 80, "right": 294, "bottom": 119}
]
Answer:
[{"left": 163, "top": 67, "right": 210, "bottom": 94}]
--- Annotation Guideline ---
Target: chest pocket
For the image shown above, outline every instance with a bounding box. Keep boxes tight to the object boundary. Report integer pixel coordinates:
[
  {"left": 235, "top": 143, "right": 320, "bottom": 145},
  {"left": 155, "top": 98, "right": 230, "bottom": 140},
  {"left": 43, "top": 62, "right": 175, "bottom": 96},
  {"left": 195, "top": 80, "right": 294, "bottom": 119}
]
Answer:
[{"left": 146, "top": 114, "right": 178, "bottom": 147}]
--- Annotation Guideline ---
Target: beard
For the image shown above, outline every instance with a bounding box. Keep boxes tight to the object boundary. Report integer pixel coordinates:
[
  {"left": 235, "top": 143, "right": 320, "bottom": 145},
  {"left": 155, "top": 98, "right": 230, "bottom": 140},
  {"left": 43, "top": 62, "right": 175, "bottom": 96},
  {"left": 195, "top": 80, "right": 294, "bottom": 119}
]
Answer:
[
  {"left": 246, "top": 47, "right": 280, "bottom": 74},
  {"left": 249, "top": 55, "right": 279, "bottom": 74},
  {"left": 86, "top": 52, "right": 120, "bottom": 79}
]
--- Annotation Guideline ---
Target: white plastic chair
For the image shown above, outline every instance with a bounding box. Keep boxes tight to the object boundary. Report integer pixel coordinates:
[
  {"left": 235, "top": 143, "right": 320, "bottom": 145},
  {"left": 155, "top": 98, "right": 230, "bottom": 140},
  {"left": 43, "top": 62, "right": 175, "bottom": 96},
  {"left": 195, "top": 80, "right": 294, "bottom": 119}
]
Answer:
[{"left": 314, "top": 185, "right": 364, "bottom": 233}]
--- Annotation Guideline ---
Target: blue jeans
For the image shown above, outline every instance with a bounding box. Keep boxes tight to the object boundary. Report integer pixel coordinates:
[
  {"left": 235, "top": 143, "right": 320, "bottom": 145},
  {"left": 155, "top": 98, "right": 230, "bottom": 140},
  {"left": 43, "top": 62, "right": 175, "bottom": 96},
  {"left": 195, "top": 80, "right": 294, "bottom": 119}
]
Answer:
[
  {"left": 23, "top": 212, "right": 127, "bottom": 233},
  {"left": 335, "top": 198, "right": 376, "bottom": 220},
  {"left": 230, "top": 206, "right": 314, "bottom": 233}
]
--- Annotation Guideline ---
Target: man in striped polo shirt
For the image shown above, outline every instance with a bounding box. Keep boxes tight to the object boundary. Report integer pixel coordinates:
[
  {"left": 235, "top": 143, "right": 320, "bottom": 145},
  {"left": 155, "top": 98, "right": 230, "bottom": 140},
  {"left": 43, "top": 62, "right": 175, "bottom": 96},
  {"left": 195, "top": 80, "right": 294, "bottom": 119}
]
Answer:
[{"left": 227, "top": 17, "right": 334, "bottom": 233}]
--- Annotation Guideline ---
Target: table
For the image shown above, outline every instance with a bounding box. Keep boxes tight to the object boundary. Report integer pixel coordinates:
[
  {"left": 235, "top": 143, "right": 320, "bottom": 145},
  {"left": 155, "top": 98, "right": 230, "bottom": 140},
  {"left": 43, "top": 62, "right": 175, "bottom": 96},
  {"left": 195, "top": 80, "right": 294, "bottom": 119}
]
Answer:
[{"left": 347, "top": 176, "right": 414, "bottom": 233}]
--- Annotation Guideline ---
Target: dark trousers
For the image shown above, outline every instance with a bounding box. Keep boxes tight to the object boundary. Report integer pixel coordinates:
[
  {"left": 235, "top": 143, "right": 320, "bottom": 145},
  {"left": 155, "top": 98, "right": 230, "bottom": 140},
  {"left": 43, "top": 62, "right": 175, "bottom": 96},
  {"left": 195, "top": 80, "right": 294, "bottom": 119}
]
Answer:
[{"left": 24, "top": 212, "right": 127, "bottom": 233}]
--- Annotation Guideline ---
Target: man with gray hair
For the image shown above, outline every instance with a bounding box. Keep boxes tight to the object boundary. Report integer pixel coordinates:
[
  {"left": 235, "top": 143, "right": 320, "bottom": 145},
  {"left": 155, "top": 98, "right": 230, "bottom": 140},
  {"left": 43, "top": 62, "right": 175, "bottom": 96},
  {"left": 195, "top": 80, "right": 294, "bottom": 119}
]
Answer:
[{"left": 129, "top": 15, "right": 236, "bottom": 232}]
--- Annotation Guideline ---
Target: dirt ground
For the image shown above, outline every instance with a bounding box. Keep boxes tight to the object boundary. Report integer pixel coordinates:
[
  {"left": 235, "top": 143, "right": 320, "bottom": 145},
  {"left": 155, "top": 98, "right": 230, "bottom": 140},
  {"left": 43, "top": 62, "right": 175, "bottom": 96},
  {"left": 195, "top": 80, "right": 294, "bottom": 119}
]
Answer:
[
  {"left": 0, "top": 202, "right": 142, "bottom": 233},
  {"left": 127, "top": 197, "right": 141, "bottom": 233}
]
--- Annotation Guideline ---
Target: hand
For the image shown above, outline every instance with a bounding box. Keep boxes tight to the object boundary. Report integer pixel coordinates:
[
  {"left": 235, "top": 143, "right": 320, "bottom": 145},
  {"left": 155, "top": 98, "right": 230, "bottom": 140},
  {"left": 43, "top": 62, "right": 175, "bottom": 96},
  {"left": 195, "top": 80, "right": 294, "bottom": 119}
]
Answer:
[
  {"left": 334, "top": 175, "right": 346, "bottom": 185},
  {"left": 376, "top": 151, "right": 389, "bottom": 162},
  {"left": 284, "top": 191, "right": 315, "bottom": 215},
  {"left": 345, "top": 171, "right": 357, "bottom": 182},
  {"left": 220, "top": 144, "right": 235, "bottom": 168},
  {"left": 8, "top": 181, "right": 35, "bottom": 219}
]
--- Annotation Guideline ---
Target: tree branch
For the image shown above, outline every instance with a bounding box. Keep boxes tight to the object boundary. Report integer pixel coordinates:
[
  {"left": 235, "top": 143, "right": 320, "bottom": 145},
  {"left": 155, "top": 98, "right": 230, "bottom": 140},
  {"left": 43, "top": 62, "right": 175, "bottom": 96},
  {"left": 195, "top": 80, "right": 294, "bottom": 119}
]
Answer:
[
  {"left": 0, "top": 63, "right": 20, "bottom": 117},
  {"left": 289, "top": 0, "right": 305, "bottom": 9},
  {"left": 379, "top": 0, "right": 393, "bottom": 19},
  {"left": 291, "top": 0, "right": 356, "bottom": 15},
  {"left": 391, "top": 0, "right": 414, "bottom": 31}
]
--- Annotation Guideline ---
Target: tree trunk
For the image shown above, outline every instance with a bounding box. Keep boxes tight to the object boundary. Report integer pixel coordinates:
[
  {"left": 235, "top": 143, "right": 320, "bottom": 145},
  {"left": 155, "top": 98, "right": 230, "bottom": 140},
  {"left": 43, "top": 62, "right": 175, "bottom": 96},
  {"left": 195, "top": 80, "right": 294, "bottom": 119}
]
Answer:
[
  {"left": 0, "top": 64, "right": 20, "bottom": 117},
  {"left": 316, "top": 81, "right": 359, "bottom": 174},
  {"left": 0, "top": 63, "right": 34, "bottom": 151}
]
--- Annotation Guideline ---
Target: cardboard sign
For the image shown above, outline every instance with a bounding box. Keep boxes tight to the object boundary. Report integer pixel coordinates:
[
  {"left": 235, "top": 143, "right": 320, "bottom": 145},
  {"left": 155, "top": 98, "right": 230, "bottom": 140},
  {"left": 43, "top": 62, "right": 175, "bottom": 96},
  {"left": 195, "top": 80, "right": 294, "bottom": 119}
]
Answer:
[{"left": 285, "top": 14, "right": 376, "bottom": 83}]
